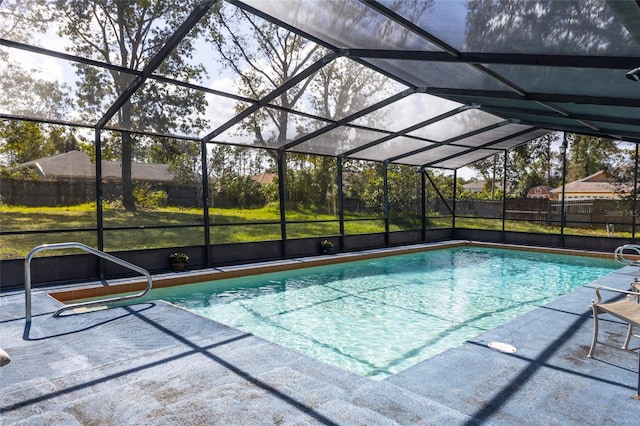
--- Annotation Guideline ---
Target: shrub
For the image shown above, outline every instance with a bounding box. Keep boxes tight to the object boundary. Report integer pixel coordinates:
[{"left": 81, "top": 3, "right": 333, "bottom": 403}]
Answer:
[{"left": 133, "top": 183, "right": 168, "bottom": 208}]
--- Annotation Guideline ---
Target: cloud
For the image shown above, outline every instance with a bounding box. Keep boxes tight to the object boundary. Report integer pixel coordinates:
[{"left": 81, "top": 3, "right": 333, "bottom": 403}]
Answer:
[{"left": 9, "top": 48, "right": 66, "bottom": 84}]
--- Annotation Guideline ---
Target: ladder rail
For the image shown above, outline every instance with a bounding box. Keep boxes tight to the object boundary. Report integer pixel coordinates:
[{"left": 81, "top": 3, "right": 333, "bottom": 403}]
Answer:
[
  {"left": 614, "top": 244, "right": 640, "bottom": 265},
  {"left": 25, "top": 242, "right": 153, "bottom": 322}
]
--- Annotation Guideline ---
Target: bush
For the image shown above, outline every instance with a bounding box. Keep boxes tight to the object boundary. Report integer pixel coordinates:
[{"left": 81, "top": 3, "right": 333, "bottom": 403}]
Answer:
[
  {"left": 133, "top": 183, "right": 168, "bottom": 208},
  {"left": 213, "top": 175, "right": 267, "bottom": 209}
]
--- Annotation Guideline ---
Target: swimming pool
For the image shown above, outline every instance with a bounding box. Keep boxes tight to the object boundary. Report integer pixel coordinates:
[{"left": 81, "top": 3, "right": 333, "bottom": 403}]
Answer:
[{"left": 142, "top": 246, "right": 618, "bottom": 379}]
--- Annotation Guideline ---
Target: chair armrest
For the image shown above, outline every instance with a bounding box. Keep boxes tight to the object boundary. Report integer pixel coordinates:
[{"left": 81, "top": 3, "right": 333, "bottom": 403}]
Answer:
[{"left": 592, "top": 286, "right": 639, "bottom": 305}]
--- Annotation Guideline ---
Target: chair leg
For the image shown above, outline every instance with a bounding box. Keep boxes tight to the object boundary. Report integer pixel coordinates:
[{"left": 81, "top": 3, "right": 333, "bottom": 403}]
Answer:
[
  {"left": 588, "top": 305, "right": 599, "bottom": 358},
  {"left": 623, "top": 324, "right": 633, "bottom": 350}
]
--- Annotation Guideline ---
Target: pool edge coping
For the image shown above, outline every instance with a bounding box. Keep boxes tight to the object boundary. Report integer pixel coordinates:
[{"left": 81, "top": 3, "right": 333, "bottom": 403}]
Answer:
[{"left": 48, "top": 240, "right": 619, "bottom": 303}]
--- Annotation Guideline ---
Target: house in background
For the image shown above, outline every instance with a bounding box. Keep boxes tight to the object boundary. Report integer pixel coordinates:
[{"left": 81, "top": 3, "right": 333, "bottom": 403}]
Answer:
[
  {"left": 462, "top": 179, "right": 512, "bottom": 196},
  {"left": 17, "top": 150, "right": 95, "bottom": 179},
  {"left": 251, "top": 172, "right": 277, "bottom": 185},
  {"left": 15, "top": 150, "right": 177, "bottom": 182},
  {"left": 527, "top": 186, "right": 558, "bottom": 200},
  {"left": 462, "top": 180, "right": 485, "bottom": 193},
  {"left": 551, "top": 171, "right": 621, "bottom": 200},
  {"left": 6, "top": 151, "right": 193, "bottom": 207}
]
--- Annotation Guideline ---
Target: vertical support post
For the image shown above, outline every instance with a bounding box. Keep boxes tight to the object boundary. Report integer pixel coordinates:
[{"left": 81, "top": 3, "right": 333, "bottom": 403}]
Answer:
[
  {"left": 95, "top": 128, "right": 104, "bottom": 252},
  {"left": 337, "top": 158, "right": 345, "bottom": 251},
  {"left": 95, "top": 128, "right": 105, "bottom": 279},
  {"left": 560, "top": 132, "right": 569, "bottom": 247},
  {"left": 383, "top": 162, "right": 390, "bottom": 247},
  {"left": 452, "top": 169, "right": 457, "bottom": 232},
  {"left": 421, "top": 166, "right": 426, "bottom": 242},
  {"left": 491, "top": 154, "right": 497, "bottom": 200},
  {"left": 635, "top": 351, "right": 640, "bottom": 400},
  {"left": 633, "top": 143, "right": 639, "bottom": 243},
  {"left": 201, "top": 139, "right": 211, "bottom": 266},
  {"left": 277, "top": 149, "right": 287, "bottom": 258},
  {"left": 502, "top": 151, "right": 508, "bottom": 239}
]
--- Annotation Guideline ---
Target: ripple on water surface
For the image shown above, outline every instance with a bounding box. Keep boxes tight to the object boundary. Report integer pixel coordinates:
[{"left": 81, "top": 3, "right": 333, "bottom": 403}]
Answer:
[{"left": 158, "top": 247, "right": 618, "bottom": 379}]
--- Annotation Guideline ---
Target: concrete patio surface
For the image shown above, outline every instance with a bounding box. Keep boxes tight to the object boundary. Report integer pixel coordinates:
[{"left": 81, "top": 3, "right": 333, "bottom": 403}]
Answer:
[{"left": 2, "top": 254, "right": 640, "bottom": 425}]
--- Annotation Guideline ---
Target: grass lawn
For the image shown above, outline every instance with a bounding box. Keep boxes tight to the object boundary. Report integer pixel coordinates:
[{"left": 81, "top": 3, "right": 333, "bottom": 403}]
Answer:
[
  {"left": 0, "top": 204, "right": 631, "bottom": 260},
  {"left": 1, "top": 204, "right": 392, "bottom": 259}
]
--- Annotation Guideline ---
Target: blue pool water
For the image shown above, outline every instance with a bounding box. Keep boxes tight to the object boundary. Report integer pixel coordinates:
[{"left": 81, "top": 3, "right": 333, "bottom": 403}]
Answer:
[{"left": 148, "top": 246, "right": 618, "bottom": 379}]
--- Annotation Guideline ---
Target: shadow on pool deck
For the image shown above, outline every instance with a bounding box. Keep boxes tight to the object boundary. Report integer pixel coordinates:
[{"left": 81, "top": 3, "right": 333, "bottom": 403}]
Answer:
[
  {"left": 2, "top": 263, "right": 640, "bottom": 424},
  {"left": 388, "top": 264, "right": 640, "bottom": 425}
]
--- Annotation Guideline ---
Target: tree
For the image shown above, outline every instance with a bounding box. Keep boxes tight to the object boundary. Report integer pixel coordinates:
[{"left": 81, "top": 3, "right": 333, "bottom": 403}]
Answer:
[
  {"left": 0, "top": 55, "right": 71, "bottom": 120},
  {"left": 0, "top": 1, "right": 72, "bottom": 164},
  {"left": 468, "top": 152, "right": 505, "bottom": 200},
  {"left": 207, "top": 144, "right": 275, "bottom": 209},
  {"left": 0, "top": 120, "right": 82, "bottom": 167},
  {"left": 0, "top": 0, "right": 54, "bottom": 42},
  {"left": 205, "top": 5, "right": 332, "bottom": 214},
  {"left": 464, "top": 0, "right": 634, "bottom": 195},
  {"left": 526, "top": 132, "right": 561, "bottom": 187},
  {"left": 207, "top": 2, "right": 434, "bottom": 214},
  {"left": 507, "top": 144, "right": 539, "bottom": 198},
  {"left": 466, "top": 0, "right": 633, "bottom": 55},
  {"left": 566, "top": 134, "right": 621, "bottom": 181},
  {"left": 53, "top": 0, "right": 216, "bottom": 210},
  {"left": 424, "top": 169, "right": 458, "bottom": 216},
  {"left": 147, "top": 137, "right": 201, "bottom": 184},
  {"left": 0, "top": 121, "right": 46, "bottom": 165},
  {"left": 388, "top": 164, "right": 421, "bottom": 215},
  {"left": 304, "top": 59, "right": 391, "bottom": 209},
  {"left": 213, "top": 1, "right": 439, "bottom": 215},
  {"left": 208, "top": 6, "right": 323, "bottom": 148},
  {"left": 344, "top": 160, "right": 385, "bottom": 215},
  {"left": 469, "top": 131, "right": 566, "bottom": 199}
]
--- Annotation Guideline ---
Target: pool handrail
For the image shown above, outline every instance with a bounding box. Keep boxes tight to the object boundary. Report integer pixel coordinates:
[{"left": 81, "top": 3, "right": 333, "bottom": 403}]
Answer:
[
  {"left": 25, "top": 242, "right": 153, "bottom": 322},
  {"left": 614, "top": 244, "right": 640, "bottom": 265}
]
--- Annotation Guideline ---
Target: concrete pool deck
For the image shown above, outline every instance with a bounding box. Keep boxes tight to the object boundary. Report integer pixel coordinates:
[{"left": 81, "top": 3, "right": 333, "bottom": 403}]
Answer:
[{"left": 2, "top": 243, "right": 640, "bottom": 424}]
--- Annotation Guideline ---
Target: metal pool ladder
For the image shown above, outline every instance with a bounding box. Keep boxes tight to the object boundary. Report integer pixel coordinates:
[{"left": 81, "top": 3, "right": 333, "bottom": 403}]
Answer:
[
  {"left": 25, "top": 242, "right": 153, "bottom": 322},
  {"left": 614, "top": 244, "right": 640, "bottom": 265}
]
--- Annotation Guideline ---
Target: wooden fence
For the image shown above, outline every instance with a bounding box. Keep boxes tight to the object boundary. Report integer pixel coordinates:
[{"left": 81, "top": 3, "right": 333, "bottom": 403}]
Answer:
[
  {"left": 0, "top": 178, "right": 203, "bottom": 207},
  {"left": 429, "top": 198, "right": 638, "bottom": 230}
]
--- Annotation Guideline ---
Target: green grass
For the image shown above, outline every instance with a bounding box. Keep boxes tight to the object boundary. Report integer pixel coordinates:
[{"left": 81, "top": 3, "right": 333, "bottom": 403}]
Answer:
[
  {"left": 0, "top": 204, "right": 386, "bottom": 259},
  {"left": 0, "top": 204, "right": 632, "bottom": 260},
  {"left": 0, "top": 203, "right": 98, "bottom": 232},
  {"left": 456, "top": 216, "right": 633, "bottom": 238}
]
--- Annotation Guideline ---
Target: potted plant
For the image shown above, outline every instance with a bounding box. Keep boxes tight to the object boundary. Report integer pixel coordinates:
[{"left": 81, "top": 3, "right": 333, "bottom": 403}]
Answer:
[
  {"left": 169, "top": 252, "right": 189, "bottom": 270},
  {"left": 320, "top": 239, "right": 334, "bottom": 254}
]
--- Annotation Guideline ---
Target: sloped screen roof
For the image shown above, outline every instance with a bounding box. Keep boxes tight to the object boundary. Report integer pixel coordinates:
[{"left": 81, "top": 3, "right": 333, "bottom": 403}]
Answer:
[{"left": 2, "top": 0, "right": 639, "bottom": 170}]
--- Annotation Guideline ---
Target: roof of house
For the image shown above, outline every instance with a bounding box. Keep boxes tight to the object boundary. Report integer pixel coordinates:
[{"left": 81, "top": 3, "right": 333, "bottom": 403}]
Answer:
[
  {"left": 462, "top": 180, "right": 484, "bottom": 191},
  {"left": 462, "top": 180, "right": 506, "bottom": 192},
  {"left": 251, "top": 172, "right": 277, "bottom": 185},
  {"left": 528, "top": 185, "right": 555, "bottom": 193},
  {"left": 19, "top": 151, "right": 95, "bottom": 179},
  {"left": 552, "top": 171, "right": 616, "bottom": 194},
  {"left": 16, "top": 151, "right": 176, "bottom": 182},
  {"left": 527, "top": 186, "right": 558, "bottom": 198}
]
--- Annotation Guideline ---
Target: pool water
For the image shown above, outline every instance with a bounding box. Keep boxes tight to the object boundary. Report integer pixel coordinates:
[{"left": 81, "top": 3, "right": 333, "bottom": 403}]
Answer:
[{"left": 148, "top": 246, "right": 618, "bottom": 379}]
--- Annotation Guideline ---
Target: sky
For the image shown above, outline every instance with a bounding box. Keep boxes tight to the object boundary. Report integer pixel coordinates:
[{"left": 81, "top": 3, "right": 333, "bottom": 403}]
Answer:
[{"left": 1, "top": 2, "right": 484, "bottom": 180}]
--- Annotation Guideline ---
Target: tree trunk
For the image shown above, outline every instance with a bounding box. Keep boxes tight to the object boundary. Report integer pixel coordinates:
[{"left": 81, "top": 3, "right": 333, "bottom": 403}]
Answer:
[
  {"left": 114, "top": 2, "right": 135, "bottom": 211},
  {"left": 121, "top": 101, "right": 135, "bottom": 211}
]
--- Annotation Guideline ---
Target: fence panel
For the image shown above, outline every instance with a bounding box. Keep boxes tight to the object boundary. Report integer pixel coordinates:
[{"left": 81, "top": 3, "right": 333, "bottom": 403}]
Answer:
[{"left": 0, "top": 178, "right": 203, "bottom": 207}]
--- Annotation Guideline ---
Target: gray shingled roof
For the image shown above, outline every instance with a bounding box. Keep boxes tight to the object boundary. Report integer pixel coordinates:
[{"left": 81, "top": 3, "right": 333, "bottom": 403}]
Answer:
[
  {"left": 16, "top": 151, "right": 176, "bottom": 182},
  {"left": 552, "top": 171, "right": 616, "bottom": 195},
  {"left": 19, "top": 151, "right": 95, "bottom": 179}
]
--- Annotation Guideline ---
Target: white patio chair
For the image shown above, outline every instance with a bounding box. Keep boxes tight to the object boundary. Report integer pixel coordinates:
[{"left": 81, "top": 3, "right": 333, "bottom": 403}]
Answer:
[{"left": 587, "top": 281, "right": 640, "bottom": 358}]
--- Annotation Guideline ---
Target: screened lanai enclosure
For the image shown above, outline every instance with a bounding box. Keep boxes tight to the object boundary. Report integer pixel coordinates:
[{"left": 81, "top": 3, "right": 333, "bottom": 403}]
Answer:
[{"left": 2, "top": 0, "right": 640, "bottom": 287}]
